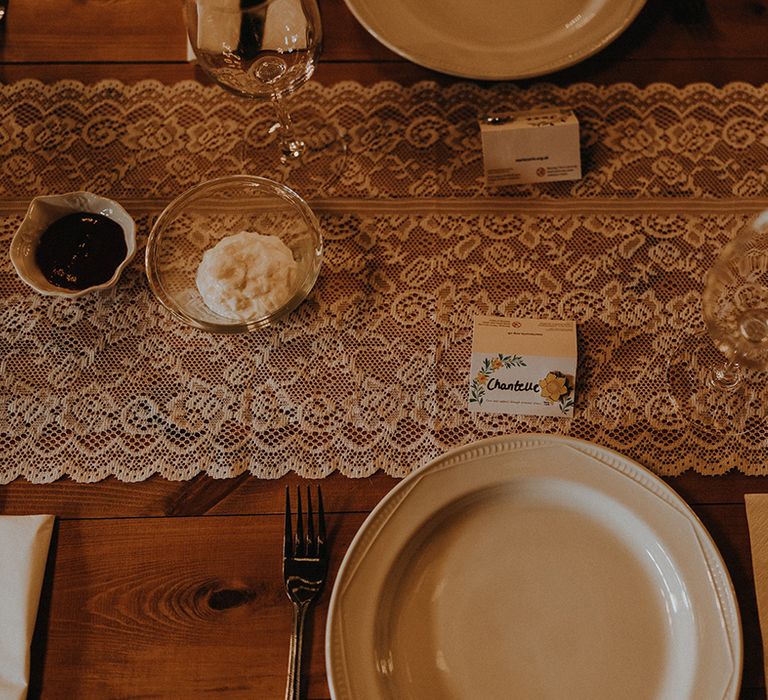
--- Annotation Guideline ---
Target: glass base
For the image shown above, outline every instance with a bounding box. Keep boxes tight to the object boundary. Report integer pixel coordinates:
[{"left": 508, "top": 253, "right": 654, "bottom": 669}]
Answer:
[
  {"left": 239, "top": 116, "right": 347, "bottom": 199},
  {"left": 666, "top": 332, "right": 753, "bottom": 435}
]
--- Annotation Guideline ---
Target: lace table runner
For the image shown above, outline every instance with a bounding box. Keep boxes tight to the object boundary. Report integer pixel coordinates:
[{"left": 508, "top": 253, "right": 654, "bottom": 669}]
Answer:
[
  {"left": 2, "top": 80, "right": 768, "bottom": 482},
  {"left": 2, "top": 80, "right": 768, "bottom": 202}
]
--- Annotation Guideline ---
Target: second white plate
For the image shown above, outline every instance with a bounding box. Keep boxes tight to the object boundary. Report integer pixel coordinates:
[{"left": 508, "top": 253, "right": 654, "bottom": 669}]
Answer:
[
  {"left": 326, "top": 435, "right": 741, "bottom": 699},
  {"left": 343, "top": 0, "right": 646, "bottom": 80}
]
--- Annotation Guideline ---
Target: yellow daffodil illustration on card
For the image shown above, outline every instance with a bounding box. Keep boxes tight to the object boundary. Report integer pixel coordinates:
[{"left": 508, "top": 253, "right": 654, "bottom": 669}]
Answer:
[{"left": 538, "top": 371, "right": 575, "bottom": 414}]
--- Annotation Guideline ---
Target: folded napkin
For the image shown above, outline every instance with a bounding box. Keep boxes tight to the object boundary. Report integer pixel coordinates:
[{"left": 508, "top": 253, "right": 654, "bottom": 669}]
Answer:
[
  {"left": 0, "top": 515, "right": 54, "bottom": 700},
  {"left": 745, "top": 494, "right": 768, "bottom": 687},
  {"left": 194, "top": 0, "right": 242, "bottom": 54},
  {"left": 191, "top": 0, "right": 308, "bottom": 56}
]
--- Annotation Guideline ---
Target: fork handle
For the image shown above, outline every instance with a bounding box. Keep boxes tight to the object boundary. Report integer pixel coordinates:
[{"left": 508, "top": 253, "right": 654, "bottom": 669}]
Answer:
[{"left": 285, "top": 601, "right": 310, "bottom": 700}]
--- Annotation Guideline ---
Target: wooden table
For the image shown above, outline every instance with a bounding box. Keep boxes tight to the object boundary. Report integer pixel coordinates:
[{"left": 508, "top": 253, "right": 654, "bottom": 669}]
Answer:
[{"left": 2, "top": 1, "right": 768, "bottom": 697}]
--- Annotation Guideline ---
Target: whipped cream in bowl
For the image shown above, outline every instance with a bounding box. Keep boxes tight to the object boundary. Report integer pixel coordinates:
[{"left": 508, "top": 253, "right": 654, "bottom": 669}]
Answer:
[
  {"left": 196, "top": 231, "right": 298, "bottom": 321},
  {"left": 146, "top": 175, "right": 323, "bottom": 333}
]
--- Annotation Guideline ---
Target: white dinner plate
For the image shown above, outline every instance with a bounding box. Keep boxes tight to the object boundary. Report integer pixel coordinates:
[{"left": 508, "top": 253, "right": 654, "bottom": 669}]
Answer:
[
  {"left": 326, "top": 435, "right": 742, "bottom": 699},
  {"left": 343, "top": 0, "right": 646, "bottom": 80}
]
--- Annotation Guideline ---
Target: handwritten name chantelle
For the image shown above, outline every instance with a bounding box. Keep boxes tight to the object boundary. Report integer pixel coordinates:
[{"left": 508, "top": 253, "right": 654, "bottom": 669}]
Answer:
[{"left": 486, "top": 378, "right": 540, "bottom": 393}]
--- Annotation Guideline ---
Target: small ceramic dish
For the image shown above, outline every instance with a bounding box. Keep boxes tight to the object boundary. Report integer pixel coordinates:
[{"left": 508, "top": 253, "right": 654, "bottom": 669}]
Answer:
[
  {"left": 145, "top": 175, "right": 323, "bottom": 333},
  {"left": 10, "top": 191, "right": 137, "bottom": 298}
]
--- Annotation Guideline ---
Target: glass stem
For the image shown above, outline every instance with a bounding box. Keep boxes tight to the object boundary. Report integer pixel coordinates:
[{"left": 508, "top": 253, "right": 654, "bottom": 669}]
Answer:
[
  {"left": 707, "top": 357, "right": 743, "bottom": 392},
  {"left": 271, "top": 93, "right": 305, "bottom": 164}
]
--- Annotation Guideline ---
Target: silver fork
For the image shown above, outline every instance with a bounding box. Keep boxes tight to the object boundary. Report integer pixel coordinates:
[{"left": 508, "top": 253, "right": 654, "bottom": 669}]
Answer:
[{"left": 283, "top": 485, "right": 328, "bottom": 700}]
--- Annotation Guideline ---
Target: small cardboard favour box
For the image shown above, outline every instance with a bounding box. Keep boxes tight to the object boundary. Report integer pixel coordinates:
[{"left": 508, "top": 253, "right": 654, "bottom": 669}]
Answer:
[
  {"left": 469, "top": 316, "right": 577, "bottom": 417},
  {"left": 480, "top": 108, "right": 581, "bottom": 186}
]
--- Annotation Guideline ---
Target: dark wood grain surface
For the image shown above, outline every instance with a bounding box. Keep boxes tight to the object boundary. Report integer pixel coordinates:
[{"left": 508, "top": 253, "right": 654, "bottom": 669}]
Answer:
[{"left": 2, "top": 0, "right": 768, "bottom": 697}]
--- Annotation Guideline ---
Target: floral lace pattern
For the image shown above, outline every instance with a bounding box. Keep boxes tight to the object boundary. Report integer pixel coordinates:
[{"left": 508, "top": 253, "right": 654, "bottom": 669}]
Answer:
[
  {"left": 2, "top": 80, "right": 768, "bottom": 200},
  {"left": 2, "top": 80, "right": 768, "bottom": 482}
]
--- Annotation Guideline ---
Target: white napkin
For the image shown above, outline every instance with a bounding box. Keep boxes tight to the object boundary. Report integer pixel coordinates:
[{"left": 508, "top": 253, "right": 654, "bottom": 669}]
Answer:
[
  {"left": 194, "top": 0, "right": 242, "bottom": 54},
  {"left": 0, "top": 515, "right": 54, "bottom": 700},
  {"left": 191, "top": 0, "right": 308, "bottom": 57},
  {"left": 745, "top": 494, "right": 768, "bottom": 688}
]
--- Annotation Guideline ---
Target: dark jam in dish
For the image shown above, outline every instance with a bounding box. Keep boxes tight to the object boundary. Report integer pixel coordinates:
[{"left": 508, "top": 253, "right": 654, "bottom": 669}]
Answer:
[{"left": 35, "top": 212, "right": 127, "bottom": 290}]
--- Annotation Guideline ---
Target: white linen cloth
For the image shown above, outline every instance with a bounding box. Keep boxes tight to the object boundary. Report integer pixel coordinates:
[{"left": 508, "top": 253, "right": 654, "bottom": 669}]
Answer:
[
  {"left": 0, "top": 515, "right": 54, "bottom": 700},
  {"left": 745, "top": 494, "right": 768, "bottom": 690}
]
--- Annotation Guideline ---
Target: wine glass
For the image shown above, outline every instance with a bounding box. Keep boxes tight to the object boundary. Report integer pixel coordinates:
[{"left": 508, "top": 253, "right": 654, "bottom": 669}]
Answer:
[
  {"left": 184, "top": 0, "right": 345, "bottom": 192},
  {"left": 668, "top": 211, "right": 768, "bottom": 433}
]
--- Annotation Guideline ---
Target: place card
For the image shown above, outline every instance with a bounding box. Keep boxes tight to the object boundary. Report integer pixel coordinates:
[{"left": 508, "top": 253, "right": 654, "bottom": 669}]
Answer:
[
  {"left": 469, "top": 316, "right": 577, "bottom": 417},
  {"left": 479, "top": 108, "right": 581, "bottom": 186}
]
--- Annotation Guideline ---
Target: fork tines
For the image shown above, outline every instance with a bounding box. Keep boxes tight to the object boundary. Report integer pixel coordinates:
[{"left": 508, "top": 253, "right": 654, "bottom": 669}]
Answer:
[{"left": 284, "top": 485, "right": 326, "bottom": 559}]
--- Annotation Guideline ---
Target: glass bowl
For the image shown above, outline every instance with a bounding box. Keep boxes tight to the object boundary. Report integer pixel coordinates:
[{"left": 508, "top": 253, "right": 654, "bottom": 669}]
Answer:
[
  {"left": 145, "top": 175, "right": 323, "bottom": 333},
  {"left": 10, "top": 191, "right": 136, "bottom": 298}
]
